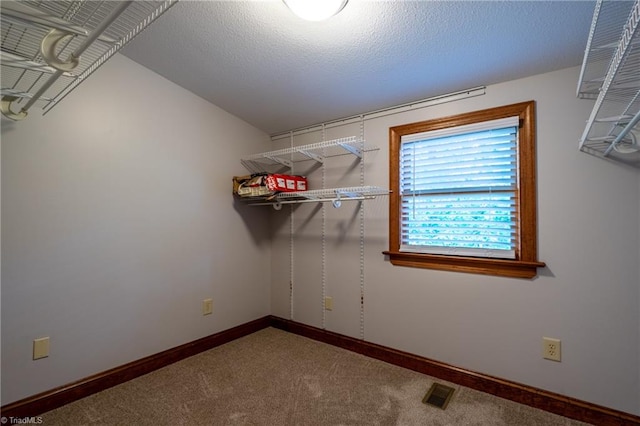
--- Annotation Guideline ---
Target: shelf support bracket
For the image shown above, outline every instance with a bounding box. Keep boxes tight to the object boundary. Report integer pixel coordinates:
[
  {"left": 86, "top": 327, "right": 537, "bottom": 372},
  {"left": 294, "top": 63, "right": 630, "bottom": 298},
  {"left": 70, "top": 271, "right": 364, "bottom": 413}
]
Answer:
[
  {"left": 337, "top": 190, "right": 363, "bottom": 199},
  {"left": 264, "top": 155, "right": 292, "bottom": 169},
  {"left": 296, "top": 149, "right": 324, "bottom": 164},
  {"left": 298, "top": 193, "right": 320, "bottom": 201},
  {"left": 337, "top": 142, "right": 362, "bottom": 158}
]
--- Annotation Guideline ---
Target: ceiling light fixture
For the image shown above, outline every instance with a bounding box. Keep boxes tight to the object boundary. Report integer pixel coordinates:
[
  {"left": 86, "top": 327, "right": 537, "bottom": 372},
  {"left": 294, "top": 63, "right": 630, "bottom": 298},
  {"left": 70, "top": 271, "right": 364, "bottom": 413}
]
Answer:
[{"left": 283, "top": 0, "right": 348, "bottom": 21}]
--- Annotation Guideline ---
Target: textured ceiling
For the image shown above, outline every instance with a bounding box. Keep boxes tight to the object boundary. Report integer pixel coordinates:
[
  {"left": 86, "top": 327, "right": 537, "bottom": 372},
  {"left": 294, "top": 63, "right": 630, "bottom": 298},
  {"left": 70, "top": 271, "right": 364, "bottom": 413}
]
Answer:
[{"left": 121, "top": 0, "right": 597, "bottom": 135}]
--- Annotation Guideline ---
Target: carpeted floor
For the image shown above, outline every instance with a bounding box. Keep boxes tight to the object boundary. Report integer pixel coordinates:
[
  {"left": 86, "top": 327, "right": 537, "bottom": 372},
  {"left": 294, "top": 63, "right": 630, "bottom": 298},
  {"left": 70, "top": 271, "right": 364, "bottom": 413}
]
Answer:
[{"left": 40, "top": 327, "right": 589, "bottom": 425}]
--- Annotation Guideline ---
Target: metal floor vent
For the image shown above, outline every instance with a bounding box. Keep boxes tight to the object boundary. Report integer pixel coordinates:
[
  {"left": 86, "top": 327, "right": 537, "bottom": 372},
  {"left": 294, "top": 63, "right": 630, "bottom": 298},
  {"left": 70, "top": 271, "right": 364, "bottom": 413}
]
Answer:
[{"left": 422, "top": 383, "right": 455, "bottom": 410}]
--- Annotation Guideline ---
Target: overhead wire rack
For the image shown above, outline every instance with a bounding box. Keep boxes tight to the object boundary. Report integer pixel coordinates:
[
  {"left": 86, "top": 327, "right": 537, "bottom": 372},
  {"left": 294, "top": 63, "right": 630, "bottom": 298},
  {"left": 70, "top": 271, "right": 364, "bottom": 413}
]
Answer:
[
  {"left": 577, "top": 0, "right": 640, "bottom": 167},
  {"left": 1, "top": 0, "right": 178, "bottom": 120}
]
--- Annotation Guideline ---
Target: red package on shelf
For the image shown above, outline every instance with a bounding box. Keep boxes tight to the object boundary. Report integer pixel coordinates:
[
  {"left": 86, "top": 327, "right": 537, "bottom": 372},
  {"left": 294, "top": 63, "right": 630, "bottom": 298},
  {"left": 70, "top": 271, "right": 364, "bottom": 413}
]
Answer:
[{"left": 265, "top": 174, "right": 307, "bottom": 192}]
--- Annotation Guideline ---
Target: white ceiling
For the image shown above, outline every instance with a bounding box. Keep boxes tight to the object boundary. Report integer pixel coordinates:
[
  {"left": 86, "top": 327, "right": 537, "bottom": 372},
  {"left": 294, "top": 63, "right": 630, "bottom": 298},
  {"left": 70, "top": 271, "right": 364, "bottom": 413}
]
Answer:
[{"left": 121, "top": 0, "right": 597, "bottom": 135}]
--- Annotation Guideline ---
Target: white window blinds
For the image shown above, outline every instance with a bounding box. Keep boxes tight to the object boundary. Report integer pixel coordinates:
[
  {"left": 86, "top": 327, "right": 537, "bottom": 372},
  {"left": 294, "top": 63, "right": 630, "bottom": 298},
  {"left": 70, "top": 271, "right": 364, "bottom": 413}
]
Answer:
[{"left": 399, "top": 116, "right": 519, "bottom": 259}]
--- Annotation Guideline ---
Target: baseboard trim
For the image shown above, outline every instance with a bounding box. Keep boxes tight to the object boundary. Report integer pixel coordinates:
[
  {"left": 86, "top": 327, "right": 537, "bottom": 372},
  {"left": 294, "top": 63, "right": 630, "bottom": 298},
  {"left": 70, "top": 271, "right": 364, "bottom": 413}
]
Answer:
[
  {"left": 269, "top": 316, "right": 640, "bottom": 426},
  {"left": 3, "top": 315, "right": 638, "bottom": 425},
  {"left": 0, "top": 316, "right": 271, "bottom": 419}
]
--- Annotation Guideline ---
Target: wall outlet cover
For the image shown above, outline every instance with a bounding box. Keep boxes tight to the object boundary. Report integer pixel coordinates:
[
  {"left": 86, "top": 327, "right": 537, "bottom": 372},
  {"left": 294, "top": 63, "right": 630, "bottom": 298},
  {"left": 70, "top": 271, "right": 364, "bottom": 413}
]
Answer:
[
  {"left": 33, "top": 337, "right": 50, "bottom": 360},
  {"left": 542, "top": 337, "right": 561, "bottom": 362},
  {"left": 202, "top": 298, "right": 213, "bottom": 315},
  {"left": 324, "top": 296, "right": 333, "bottom": 311}
]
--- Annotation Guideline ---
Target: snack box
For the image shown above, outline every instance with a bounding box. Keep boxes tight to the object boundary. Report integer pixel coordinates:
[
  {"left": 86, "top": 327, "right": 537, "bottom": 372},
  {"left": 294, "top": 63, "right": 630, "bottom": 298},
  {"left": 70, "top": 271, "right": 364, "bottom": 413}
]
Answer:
[{"left": 265, "top": 174, "right": 307, "bottom": 192}]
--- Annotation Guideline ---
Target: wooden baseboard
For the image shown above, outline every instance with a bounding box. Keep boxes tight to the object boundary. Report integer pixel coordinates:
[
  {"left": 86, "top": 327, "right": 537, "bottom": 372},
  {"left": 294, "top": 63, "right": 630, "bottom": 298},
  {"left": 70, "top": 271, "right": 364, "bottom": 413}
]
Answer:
[
  {"left": 269, "top": 316, "right": 640, "bottom": 426},
  {"left": 3, "top": 315, "right": 638, "bottom": 426},
  {"left": 0, "top": 316, "right": 271, "bottom": 419}
]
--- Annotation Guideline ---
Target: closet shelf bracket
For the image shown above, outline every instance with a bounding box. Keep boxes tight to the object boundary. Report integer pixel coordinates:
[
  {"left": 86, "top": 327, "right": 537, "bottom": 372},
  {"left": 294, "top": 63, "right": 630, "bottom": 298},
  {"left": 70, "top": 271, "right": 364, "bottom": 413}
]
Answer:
[
  {"left": 337, "top": 141, "right": 362, "bottom": 158},
  {"left": 296, "top": 149, "right": 324, "bottom": 164}
]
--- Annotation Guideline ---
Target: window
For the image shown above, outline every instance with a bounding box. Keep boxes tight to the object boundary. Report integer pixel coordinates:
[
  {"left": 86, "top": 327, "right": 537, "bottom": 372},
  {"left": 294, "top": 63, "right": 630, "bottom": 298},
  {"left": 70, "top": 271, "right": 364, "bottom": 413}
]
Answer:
[{"left": 386, "top": 101, "right": 545, "bottom": 278}]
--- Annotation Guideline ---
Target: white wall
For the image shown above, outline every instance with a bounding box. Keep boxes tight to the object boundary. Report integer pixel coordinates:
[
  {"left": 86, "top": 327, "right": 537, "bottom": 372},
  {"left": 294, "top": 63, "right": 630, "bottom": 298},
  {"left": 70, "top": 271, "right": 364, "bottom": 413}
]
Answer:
[
  {"left": 2, "top": 56, "right": 638, "bottom": 416},
  {"left": 1, "top": 54, "right": 272, "bottom": 404},
  {"left": 270, "top": 66, "right": 640, "bottom": 415}
]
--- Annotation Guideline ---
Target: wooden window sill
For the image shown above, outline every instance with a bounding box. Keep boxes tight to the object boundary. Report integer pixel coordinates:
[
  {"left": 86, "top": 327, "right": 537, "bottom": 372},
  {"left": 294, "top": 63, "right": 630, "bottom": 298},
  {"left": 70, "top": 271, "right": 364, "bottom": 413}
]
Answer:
[{"left": 383, "top": 251, "right": 546, "bottom": 279}]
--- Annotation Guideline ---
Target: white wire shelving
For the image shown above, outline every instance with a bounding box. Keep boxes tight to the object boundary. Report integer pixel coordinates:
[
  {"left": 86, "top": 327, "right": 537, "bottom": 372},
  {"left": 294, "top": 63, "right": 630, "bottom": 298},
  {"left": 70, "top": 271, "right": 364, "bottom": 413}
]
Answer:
[
  {"left": 241, "top": 136, "right": 378, "bottom": 173},
  {"left": 245, "top": 186, "right": 390, "bottom": 209},
  {"left": 1, "top": 0, "right": 178, "bottom": 121},
  {"left": 577, "top": 0, "right": 640, "bottom": 167},
  {"left": 239, "top": 136, "right": 390, "bottom": 208}
]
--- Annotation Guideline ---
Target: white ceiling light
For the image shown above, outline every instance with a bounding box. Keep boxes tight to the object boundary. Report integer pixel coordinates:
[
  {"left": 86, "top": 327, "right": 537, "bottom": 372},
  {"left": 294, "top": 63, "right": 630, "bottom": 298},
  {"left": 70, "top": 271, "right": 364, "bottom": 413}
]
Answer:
[{"left": 283, "top": 0, "right": 348, "bottom": 21}]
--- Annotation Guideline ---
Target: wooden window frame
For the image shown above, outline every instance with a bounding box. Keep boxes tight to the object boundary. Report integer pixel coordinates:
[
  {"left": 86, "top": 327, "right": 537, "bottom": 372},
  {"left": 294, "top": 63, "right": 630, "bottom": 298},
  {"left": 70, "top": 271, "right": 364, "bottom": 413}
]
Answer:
[{"left": 385, "top": 101, "right": 545, "bottom": 278}]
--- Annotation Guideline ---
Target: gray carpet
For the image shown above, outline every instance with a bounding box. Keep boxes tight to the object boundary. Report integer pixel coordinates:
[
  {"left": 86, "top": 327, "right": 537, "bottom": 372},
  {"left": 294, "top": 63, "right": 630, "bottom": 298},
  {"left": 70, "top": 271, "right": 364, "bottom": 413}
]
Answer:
[{"left": 41, "top": 328, "right": 589, "bottom": 425}]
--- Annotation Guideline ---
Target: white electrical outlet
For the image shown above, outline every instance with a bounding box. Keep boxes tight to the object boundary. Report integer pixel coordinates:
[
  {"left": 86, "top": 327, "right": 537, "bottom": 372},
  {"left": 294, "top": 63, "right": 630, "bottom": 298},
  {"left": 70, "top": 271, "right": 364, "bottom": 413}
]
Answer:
[
  {"left": 542, "top": 337, "right": 561, "bottom": 361},
  {"left": 202, "top": 298, "right": 213, "bottom": 316}
]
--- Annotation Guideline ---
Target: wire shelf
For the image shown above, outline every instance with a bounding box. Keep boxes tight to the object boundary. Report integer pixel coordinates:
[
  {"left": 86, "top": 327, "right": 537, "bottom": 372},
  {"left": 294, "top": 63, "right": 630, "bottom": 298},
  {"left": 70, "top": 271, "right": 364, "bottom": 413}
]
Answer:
[
  {"left": 239, "top": 137, "right": 389, "bottom": 207},
  {"left": 1, "top": 0, "right": 178, "bottom": 120},
  {"left": 245, "top": 186, "right": 390, "bottom": 209},
  {"left": 577, "top": 0, "right": 636, "bottom": 99},
  {"left": 578, "top": 0, "right": 640, "bottom": 168},
  {"left": 241, "top": 136, "right": 379, "bottom": 173},
  {"left": 277, "top": 186, "right": 390, "bottom": 200}
]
